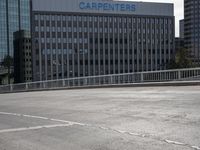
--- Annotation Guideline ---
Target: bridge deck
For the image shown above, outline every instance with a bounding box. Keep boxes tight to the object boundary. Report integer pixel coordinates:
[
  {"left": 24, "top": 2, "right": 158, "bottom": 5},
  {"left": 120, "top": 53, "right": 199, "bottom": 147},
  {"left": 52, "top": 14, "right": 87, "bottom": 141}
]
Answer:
[{"left": 0, "top": 86, "right": 200, "bottom": 150}]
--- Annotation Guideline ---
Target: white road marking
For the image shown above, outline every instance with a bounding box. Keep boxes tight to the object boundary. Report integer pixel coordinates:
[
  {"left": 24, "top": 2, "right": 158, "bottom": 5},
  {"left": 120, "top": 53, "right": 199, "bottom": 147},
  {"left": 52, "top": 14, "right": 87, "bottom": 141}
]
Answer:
[
  {"left": 0, "top": 112, "right": 85, "bottom": 126},
  {"left": 115, "top": 130, "right": 127, "bottom": 134},
  {"left": 99, "top": 126, "right": 109, "bottom": 130},
  {"left": 0, "top": 123, "right": 73, "bottom": 134},
  {"left": 192, "top": 146, "right": 200, "bottom": 150},
  {"left": 0, "top": 112, "right": 21, "bottom": 116},
  {"left": 128, "top": 132, "right": 141, "bottom": 136},
  {"left": 49, "top": 118, "right": 85, "bottom": 126},
  {"left": 165, "top": 139, "right": 185, "bottom": 145},
  {"left": 23, "top": 114, "right": 49, "bottom": 120},
  {"left": 0, "top": 111, "right": 199, "bottom": 149}
]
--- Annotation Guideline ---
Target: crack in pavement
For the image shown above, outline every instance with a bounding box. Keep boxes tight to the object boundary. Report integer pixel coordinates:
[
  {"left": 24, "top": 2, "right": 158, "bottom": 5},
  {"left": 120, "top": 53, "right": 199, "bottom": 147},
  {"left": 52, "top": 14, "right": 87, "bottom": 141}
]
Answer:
[{"left": 0, "top": 111, "right": 199, "bottom": 150}]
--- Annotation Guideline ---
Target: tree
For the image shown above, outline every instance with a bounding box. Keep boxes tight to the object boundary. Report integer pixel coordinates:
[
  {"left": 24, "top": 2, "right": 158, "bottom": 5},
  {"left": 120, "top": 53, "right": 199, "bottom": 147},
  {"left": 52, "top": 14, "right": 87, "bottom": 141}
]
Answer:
[
  {"left": 168, "top": 48, "right": 194, "bottom": 69},
  {"left": 1, "top": 55, "right": 13, "bottom": 69},
  {"left": 0, "top": 55, "right": 13, "bottom": 84}
]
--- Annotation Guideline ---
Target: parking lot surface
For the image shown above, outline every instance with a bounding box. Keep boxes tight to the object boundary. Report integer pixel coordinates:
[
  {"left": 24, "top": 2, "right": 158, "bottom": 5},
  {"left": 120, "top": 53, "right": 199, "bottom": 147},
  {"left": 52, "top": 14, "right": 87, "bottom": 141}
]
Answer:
[{"left": 0, "top": 86, "right": 200, "bottom": 150}]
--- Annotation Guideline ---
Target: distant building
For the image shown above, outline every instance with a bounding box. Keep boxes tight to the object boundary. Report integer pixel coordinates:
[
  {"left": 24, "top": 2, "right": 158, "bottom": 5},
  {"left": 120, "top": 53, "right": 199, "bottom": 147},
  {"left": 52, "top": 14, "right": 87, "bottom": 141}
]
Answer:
[
  {"left": 0, "top": 0, "right": 31, "bottom": 83},
  {"left": 179, "top": 19, "right": 184, "bottom": 39},
  {"left": 175, "top": 20, "right": 185, "bottom": 52},
  {"left": 31, "top": 0, "right": 175, "bottom": 81},
  {"left": 184, "top": 0, "right": 200, "bottom": 65},
  {"left": 175, "top": 38, "right": 184, "bottom": 52},
  {"left": 14, "top": 30, "right": 32, "bottom": 83}
]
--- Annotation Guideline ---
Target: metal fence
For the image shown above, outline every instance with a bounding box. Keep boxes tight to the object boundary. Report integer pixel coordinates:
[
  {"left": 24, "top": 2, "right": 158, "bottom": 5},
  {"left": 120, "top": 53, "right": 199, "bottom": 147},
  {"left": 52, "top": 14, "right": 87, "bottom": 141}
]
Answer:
[{"left": 1, "top": 67, "right": 200, "bottom": 93}]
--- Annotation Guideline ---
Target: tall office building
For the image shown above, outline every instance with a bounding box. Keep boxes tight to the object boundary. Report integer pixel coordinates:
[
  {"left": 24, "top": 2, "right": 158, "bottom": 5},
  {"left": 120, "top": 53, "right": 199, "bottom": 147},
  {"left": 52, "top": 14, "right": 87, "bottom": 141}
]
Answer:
[
  {"left": 31, "top": 0, "right": 175, "bottom": 81},
  {"left": 0, "top": 0, "right": 31, "bottom": 66},
  {"left": 14, "top": 30, "right": 32, "bottom": 83},
  {"left": 184, "top": 0, "right": 200, "bottom": 65},
  {"left": 175, "top": 20, "right": 184, "bottom": 52},
  {"left": 175, "top": 38, "right": 184, "bottom": 52},
  {"left": 179, "top": 19, "right": 184, "bottom": 39}
]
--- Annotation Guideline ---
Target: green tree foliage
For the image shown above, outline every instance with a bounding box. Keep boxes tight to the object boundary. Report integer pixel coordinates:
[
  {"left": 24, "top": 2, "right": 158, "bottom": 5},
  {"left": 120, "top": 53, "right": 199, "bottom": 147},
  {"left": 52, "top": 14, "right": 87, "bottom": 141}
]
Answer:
[
  {"left": 1, "top": 55, "right": 13, "bottom": 69},
  {"left": 168, "top": 48, "right": 194, "bottom": 69},
  {"left": 0, "top": 55, "right": 14, "bottom": 84}
]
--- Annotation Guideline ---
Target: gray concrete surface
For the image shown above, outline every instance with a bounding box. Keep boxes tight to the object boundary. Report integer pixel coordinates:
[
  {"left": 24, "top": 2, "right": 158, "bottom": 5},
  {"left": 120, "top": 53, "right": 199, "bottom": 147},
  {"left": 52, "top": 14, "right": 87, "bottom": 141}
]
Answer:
[{"left": 0, "top": 86, "right": 200, "bottom": 150}]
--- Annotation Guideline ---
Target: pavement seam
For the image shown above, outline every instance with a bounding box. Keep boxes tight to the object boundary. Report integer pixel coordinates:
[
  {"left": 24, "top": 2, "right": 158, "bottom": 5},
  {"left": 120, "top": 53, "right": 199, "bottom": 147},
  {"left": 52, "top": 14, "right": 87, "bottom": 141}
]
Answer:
[
  {"left": 0, "top": 111, "right": 199, "bottom": 150},
  {"left": 95, "top": 127, "right": 199, "bottom": 150}
]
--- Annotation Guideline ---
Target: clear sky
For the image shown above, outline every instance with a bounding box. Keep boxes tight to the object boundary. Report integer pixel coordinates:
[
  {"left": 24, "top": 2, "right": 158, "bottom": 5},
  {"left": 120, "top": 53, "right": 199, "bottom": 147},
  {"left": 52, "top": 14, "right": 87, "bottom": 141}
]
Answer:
[{"left": 121, "top": 0, "right": 184, "bottom": 37}]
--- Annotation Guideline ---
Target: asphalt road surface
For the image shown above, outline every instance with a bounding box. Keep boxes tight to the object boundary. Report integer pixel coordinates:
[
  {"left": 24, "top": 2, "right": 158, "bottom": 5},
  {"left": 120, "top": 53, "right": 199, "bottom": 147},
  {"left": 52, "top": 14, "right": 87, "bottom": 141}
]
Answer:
[{"left": 0, "top": 86, "right": 200, "bottom": 150}]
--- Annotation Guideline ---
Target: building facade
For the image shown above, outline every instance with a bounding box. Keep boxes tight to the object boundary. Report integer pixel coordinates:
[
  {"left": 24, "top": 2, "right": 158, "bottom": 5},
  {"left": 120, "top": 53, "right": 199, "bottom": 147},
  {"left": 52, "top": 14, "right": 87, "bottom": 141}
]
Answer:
[
  {"left": 14, "top": 30, "right": 32, "bottom": 83},
  {"left": 180, "top": 19, "right": 184, "bottom": 39},
  {"left": 32, "top": 0, "right": 175, "bottom": 81},
  {"left": 184, "top": 0, "right": 200, "bottom": 65},
  {"left": 0, "top": 0, "right": 31, "bottom": 65},
  {"left": 175, "top": 38, "right": 184, "bottom": 52},
  {"left": 175, "top": 20, "right": 185, "bottom": 52}
]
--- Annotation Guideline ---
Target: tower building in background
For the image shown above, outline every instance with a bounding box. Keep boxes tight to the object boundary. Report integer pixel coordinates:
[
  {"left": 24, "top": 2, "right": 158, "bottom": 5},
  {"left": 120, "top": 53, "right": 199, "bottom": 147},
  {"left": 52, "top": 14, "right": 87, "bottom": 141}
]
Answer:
[
  {"left": 175, "top": 19, "right": 184, "bottom": 52},
  {"left": 179, "top": 19, "right": 184, "bottom": 39},
  {"left": 0, "top": 0, "right": 31, "bottom": 84},
  {"left": 184, "top": 0, "right": 200, "bottom": 65},
  {"left": 14, "top": 30, "right": 32, "bottom": 83},
  {"left": 31, "top": 0, "right": 175, "bottom": 81}
]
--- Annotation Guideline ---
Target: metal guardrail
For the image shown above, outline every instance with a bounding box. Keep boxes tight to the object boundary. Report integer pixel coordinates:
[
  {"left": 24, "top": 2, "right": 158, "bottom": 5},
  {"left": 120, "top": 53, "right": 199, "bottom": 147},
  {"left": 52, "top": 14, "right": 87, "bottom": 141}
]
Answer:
[{"left": 1, "top": 68, "right": 200, "bottom": 93}]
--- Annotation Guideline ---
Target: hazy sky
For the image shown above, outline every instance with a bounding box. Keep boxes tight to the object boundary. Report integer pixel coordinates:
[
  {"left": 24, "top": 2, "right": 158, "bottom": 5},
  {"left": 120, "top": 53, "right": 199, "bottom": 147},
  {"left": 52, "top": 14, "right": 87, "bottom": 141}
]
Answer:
[{"left": 121, "top": 0, "right": 184, "bottom": 37}]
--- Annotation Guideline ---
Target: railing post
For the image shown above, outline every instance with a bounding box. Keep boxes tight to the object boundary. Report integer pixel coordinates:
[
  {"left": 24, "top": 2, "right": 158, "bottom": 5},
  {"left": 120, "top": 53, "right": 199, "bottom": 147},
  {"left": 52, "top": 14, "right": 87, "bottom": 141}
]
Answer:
[
  {"left": 25, "top": 83, "right": 28, "bottom": 90},
  {"left": 73, "top": 79, "right": 75, "bottom": 87},
  {"left": 62, "top": 79, "right": 65, "bottom": 87},
  {"left": 10, "top": 84, "right": 13, "bottom": 92},
  {"left": 110, "top": 76, "right": 113, "bottom": 84},
  {"left": 178, "top": 70, "right": 181, "bottom": 80},
  {"left": 84, "top": 78, "right": 87, "bottom": 86},
  {"left": 141, "top": 73, "right": 144, "bottom": 82},
  {"left": 87, "top": 78, "right": 90, "bottom": 86},
  {"left": 43, "top": 82, "right": 46, "bottom": 89}
]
